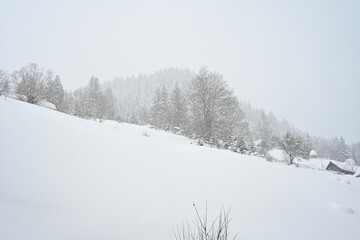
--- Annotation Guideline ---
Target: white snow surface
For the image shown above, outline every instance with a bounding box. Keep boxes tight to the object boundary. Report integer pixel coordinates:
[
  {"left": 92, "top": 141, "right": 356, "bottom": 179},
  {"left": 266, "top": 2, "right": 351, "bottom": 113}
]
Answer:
[
  {"left": 1, "top": 97, "right": 360, "bottom": 240},
  {"left": 37, "top": 100, "right": 57, "bottom": 110}
]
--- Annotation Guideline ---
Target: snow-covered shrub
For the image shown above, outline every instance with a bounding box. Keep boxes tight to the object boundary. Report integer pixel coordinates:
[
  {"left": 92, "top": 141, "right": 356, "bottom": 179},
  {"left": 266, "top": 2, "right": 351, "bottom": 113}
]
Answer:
[
  {"left": 345, "top": 159, "right": 356, "bottom": 172},
  {"left": 354, "top": 168, "right": 360, "bottom": 178},
  {"left": 197, "top": 139, "right": 204, "bottom": 146},
  {"left": 229, "top": 138, "right": 248, "bottom": 153},
  {"left": 266, "top": 149, "right": 290, "bottom": 163}
]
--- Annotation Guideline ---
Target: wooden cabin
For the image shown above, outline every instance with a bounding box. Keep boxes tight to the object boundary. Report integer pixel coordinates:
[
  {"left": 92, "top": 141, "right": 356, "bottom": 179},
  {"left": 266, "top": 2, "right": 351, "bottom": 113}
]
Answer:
[{"left": 326, "top": 161, "right": 355, "bottom": 175}]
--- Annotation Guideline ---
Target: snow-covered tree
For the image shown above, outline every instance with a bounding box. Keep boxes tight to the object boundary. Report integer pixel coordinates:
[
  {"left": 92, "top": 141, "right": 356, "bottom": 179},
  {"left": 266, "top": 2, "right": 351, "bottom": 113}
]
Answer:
[
  {"left": 46, "top": 75, "right": 65, "bottom": 111},
  {"left": 339, "top": 137, "right": 351, "bottom": 160},
  {"left": 0, "top": 70, "right": 10, "bottom": 96},
  {"left": 350, "top": 142, "right": 360, "bottom": 166},
  {"left": 61, "top": 91, "right": 76, "bottom": 115},
  {"left": 216, "top": 96, "right": 246, "bottom": 145},
  {"left": 160, "top": 86, "right": 170, "bottom": 128},
  {"left": 73, "top": 87, "right": 90, "bottom": 118},
  {"left": 235, "top": 119, "right": 252, "bottom": 144},
  {"left": 150, "top": 87, "right": 162, "bottom": 127},
  {"left": 332, "top": 137, "right": 350, "bottom": 161},
  {"left": 256, "top": 111, "right": 273, "bottom": 150},
  {"left": 311, "top": 136, "right": 333, "bottom": 159},
  {"left": 279, "top": 131, "right": 304, "bottom": 164},
  {"left": 86, "top": 76, "right": 102, "bottom": 119},
  {"left": 102, "top": 68, "right": 193, "bottom": 123},
  {"left": 98, "top": 87, "right": 116, "bottom": 120},
  {"left": 231, "top": 137, "right": 248, "bottom": 153},
  {"left": 137, "top": 105, "right": 149, "bottom": 125},
  {"left": 129, "top": 98, "right": 149, "bottom": 125},
  {"left": 71, "top": 77, "right": 115, "bottom": 120},
  {"left": 150, "top": 86, "right": 170, "bottom": 129},
  {"left": 300, "top": 133, "right": 313, "bottom": 159},
  {"left": 169, "top": 83, "right": 188, "bottom": 133},
  {"left": 13, "top": 63, "right": 53, "bottom": 104},
  {"left": 188, "top": 67, "right": 243, "bottom": 145}
]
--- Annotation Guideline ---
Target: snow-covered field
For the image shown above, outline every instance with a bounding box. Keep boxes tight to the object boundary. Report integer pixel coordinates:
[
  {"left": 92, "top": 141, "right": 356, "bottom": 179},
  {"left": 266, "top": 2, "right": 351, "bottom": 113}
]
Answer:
[{"left": 1, "top": 97, "right": 360, "bottom": 240}]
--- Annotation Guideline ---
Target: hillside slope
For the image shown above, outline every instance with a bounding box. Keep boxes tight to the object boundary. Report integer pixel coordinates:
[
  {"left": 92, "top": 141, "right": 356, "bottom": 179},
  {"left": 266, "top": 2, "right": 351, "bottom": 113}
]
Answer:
[{"left": 0, "top": 97, "right": 359, "bottom": 240}]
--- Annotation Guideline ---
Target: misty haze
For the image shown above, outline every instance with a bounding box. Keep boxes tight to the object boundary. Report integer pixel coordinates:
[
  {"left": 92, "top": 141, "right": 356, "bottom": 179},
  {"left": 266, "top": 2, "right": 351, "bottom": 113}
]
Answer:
[{"left": 0, "top": 1, "right": 360, "bottom": 240}]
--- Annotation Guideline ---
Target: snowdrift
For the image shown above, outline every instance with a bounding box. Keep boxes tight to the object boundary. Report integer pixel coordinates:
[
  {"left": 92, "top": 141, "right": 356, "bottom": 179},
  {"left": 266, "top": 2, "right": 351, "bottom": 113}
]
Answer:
[{"left": 1, "top": 97, "right": 360, "bottom": 240}]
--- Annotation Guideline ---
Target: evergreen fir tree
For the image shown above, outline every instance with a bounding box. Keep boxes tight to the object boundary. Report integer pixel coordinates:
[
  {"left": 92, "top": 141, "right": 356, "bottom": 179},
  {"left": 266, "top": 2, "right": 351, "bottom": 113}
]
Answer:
[
  {"left": 256, "top": 111, "right": 272, "bottom": 150},
  {"left": 150, "top": 87, "right": 161, "bottom": 128},
  {"left": 338, "top": 137, "right": 351, "bottom": 161},
  {"left": 169, "top": 83, "right": 187, "bottom": 133},
  {"left": 159, "top": 86, "right": 170, "bottom": 129},
  {"left": 46, "top": 75, "right": 65, "bottom": 111},
  {"left": 301, "top": 133, "right": 313, "bottom": 159},
  {"left": 86, "top": 76, "right": 102, "bottom": 119}
]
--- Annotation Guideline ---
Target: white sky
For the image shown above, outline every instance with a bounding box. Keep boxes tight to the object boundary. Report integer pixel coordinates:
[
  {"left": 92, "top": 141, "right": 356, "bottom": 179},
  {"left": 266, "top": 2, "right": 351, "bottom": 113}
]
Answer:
[{"left": 0, "top": 0, "right": 359, "bottom": 143}]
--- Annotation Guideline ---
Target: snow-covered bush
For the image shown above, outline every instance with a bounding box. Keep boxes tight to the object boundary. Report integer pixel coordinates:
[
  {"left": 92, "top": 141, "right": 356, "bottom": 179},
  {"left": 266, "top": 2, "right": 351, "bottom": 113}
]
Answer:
[
  {"left": 345, "top": 159, "right": 356, "bottom": 172},
  {"left": 266, "top": 149, "right": 290, "bottom": 163},
  {"left": 354, "top": 168, "right": 360, "bottom": 178}
]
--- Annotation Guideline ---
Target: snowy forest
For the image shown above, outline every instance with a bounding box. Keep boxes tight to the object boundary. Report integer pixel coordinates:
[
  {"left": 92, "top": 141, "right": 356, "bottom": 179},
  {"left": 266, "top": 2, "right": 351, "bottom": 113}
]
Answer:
[{"left": 1, "top": 63, "right": 359, "bottom": 165}]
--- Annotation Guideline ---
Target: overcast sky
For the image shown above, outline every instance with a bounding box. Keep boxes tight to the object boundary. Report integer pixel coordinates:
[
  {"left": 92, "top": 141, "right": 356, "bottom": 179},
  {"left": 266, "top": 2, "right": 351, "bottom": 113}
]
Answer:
[{"left": 0, "top": 0, "right": 359, "bottom": 143}]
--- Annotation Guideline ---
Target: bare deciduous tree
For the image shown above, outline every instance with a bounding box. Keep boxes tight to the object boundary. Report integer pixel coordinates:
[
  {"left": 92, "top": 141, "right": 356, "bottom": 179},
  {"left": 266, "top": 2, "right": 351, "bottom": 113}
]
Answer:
[
  {"left": 188, "top": 67, "right": 244, "bottom": 145},
  {"left": 0, "top": 70, "right": 10, "bottom": 96},
  {"left": 174, "top": 204, "right": 237, "bottom": 240},
  {"left": 279, "top": 131, "right": 304, "bottom": 164},
  {"left": 13, "top": 63, "right": 53, "bottom": 104}
]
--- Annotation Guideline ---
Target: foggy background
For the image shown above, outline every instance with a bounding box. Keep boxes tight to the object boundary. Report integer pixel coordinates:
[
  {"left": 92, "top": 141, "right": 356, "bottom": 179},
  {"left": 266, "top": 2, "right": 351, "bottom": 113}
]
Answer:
[{"left": 0, "top": 0, "right": 359, "bottom": 143}]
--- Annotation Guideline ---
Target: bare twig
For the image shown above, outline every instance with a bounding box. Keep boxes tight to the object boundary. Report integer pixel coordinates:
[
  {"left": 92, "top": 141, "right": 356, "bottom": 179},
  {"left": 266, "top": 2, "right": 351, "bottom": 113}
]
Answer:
[{"left": 174, "top": 203, "right": 237, "bottom": 240}]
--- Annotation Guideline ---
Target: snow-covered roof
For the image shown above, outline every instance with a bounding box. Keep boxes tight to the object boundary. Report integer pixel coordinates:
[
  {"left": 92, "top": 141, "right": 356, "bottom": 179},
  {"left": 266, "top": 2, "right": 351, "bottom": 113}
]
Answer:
[
  {"left": 327, "top": 161, "right": 356, "bottom": 174},
  {"left": 310, "top": 150, "right": 318, "bottom": 157}
]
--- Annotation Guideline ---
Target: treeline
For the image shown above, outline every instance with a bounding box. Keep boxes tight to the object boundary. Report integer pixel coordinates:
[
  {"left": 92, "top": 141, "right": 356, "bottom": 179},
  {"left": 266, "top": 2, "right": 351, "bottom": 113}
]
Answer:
[
  {"left": 1, "top": 63, "right": 65, "bottom": 110},
  {"left": 1, "top": 63, "right": 359, "bottom": 165},
  {"left": 0, "top": 63, "right": 116, "bottom": 121},
  {"left": 148, "top": 67, "right": 248, "bottom": 147}
]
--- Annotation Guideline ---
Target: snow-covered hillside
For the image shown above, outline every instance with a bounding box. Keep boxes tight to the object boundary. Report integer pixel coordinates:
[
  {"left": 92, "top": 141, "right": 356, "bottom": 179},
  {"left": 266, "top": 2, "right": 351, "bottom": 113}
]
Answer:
[{"left": 1, "top": 97, "right": 360, "bottom": 240}]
